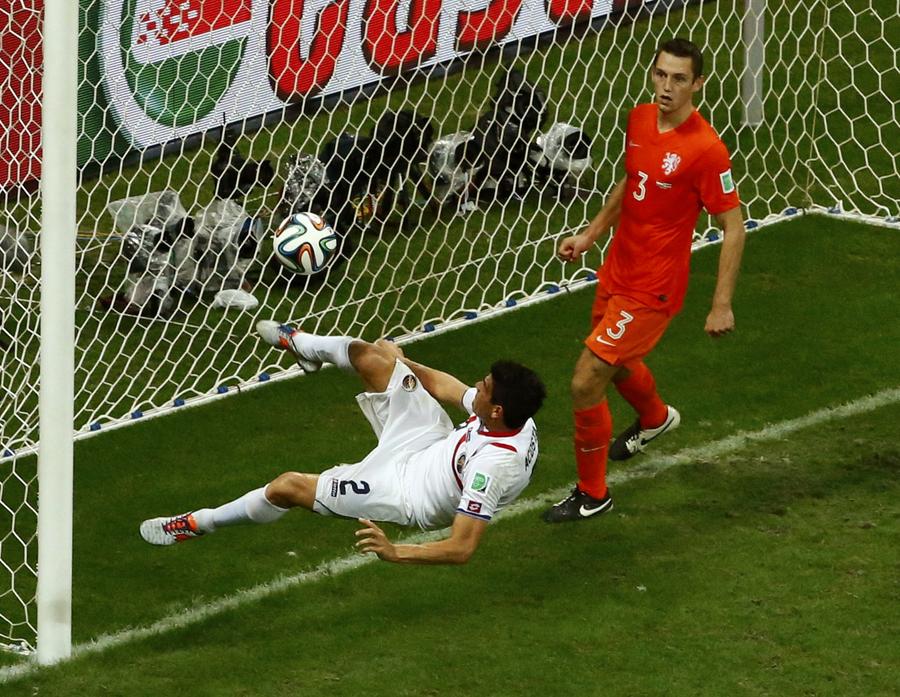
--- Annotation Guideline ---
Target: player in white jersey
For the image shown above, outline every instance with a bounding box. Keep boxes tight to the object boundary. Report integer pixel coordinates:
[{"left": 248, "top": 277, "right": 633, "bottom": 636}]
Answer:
[{"left": 140, "top": 321, "right": 545, "bottom": 565}]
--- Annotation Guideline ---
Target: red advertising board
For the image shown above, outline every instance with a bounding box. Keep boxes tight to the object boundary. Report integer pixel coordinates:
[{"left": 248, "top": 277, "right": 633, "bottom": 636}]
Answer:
[
  {"left": 1, "top": 0, "right": 653, "bottom": 188},
  {"left": 0, "top": 3, "right": 42, "bottom": 188}
]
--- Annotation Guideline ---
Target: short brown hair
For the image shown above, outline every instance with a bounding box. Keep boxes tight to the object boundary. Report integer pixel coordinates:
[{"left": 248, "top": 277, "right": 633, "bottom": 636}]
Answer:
[{"left": 654, "top": 38, "right": 704, "bottom": 80}]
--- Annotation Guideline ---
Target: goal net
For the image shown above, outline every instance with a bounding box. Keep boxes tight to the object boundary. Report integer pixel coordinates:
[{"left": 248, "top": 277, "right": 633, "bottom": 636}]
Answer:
[{"left": 1, "top": 0, "right": 896, "bottom": 652}]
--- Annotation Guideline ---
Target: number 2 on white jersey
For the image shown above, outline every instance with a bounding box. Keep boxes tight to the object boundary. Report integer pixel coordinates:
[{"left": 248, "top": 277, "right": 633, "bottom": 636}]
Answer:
[{"left": 633, "top": 170, "right": 648, "bottom": 201}]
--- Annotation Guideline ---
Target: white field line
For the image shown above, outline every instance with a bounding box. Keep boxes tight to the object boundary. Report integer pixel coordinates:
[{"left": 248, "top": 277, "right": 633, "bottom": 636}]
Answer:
[{"left": 2, "top": 386, "right": 898, "bottom": 683}]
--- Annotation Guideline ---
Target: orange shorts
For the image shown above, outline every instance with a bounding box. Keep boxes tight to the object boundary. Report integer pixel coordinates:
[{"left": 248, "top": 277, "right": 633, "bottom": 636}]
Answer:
[{"left": 585, "top": 285, "right": 671, "bottom": 366}]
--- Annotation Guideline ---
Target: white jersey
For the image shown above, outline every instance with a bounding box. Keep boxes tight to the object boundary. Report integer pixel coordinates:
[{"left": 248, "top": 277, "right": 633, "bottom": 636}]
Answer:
[
  {"left": 314, "top": 363, "right": 539, "bottom": 530},
  {"left": 403, "top": 388, "right": 539, "bottom": 529}
]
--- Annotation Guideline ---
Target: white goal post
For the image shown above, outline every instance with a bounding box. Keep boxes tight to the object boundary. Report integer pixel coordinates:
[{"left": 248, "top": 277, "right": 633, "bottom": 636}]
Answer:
[
  {"left": 0, "top": 0, "right": 897, "bottom": 662},
  {"left": 34, "top": 0, "right": 78, "bottom": 666}
]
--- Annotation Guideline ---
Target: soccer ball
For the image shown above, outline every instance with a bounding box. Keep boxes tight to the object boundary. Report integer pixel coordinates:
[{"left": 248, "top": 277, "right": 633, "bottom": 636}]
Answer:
[{"left": 272, "top": 212, "right": 339, "bottom": 275}]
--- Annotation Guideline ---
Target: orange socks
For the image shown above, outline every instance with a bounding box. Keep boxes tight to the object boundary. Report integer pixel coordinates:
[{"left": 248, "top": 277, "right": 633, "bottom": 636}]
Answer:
[
  {"left": 574, "top": 401, "right": 612, "bottom": 499},
  {"left": 615, "top": 361, "right": 668, "bottom": 429},
  {"left": 573, "top": 363, "right": 666, "bottom": 499}
]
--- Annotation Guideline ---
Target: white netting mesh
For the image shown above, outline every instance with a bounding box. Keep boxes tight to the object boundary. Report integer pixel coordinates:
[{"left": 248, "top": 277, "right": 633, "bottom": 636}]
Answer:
[{"left": 1, "top": 0, "right": 897, "bottom": 649}]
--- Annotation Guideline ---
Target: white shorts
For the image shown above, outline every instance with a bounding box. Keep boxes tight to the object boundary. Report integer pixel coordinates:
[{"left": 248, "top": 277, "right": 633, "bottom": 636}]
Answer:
[{"left": 313, "top": 361, "right": 453, "bottom": 525}]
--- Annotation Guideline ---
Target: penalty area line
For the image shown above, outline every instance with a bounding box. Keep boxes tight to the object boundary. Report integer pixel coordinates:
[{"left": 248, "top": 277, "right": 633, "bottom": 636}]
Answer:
[{"left": 2, "top": 386, "right": 897, "bottom": 684}]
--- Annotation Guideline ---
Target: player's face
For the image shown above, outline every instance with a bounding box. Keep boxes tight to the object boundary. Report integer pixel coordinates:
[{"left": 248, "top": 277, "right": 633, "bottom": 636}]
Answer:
[
  {"left": 651, "top": 52, "right": 704, "bottom": 116},
  {"left": 472, "top": 374, "right": 499, "bottom": 423}
]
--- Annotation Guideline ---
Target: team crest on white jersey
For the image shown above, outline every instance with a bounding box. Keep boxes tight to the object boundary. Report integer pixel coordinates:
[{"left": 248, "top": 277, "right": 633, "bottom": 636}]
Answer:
[{"left": 661, "top": 152, "right": 681, "bottom": 175}]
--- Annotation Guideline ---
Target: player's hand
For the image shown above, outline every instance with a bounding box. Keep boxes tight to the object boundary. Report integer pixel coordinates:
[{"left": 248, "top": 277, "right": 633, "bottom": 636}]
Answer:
[
  {"left": 557, "top": 232, "right": 594, "bottom": 262},
  {"left": 374, "top": 338, "right": 404, "bottom": 361},
  {"left": 705, "top": 305, "right": 735, "bottom": 337},
  {"left": 355, "top": 518, "right": 399, "bottom": 562}
]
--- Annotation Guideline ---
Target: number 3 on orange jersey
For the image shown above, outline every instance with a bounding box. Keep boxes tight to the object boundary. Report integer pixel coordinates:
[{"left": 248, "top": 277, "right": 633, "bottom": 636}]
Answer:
[
  {"left": 633, "top": 171, "right": 648, "bottom": 201},
  {"left": 606, "top": 310, "right": 634, "bottom": 340}
]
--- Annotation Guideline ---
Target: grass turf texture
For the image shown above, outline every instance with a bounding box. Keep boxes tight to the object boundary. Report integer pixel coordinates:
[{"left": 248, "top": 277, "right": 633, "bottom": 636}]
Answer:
[{"left": 1, "top": 217, "right": 898, "bottom": 693}]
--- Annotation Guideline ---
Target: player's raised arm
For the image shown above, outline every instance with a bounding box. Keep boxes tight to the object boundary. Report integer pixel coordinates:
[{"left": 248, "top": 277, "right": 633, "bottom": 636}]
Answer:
[
  {"left": 371, "top": 338, "right": 469, "bottom": 408},
  {"left": 355, "top": 513, "right": 488, "bottom": 565},
  {"left": 404, "top": 359, "right": 469, "bottom": 409},
  {"left": 558, "top": 176, "right": 626, "bottom": 262},
  {"left": 706, "top": 205, "right": 746, "bottom": 337},
  {"left": 361, "top": 338, "right": 470, "bottom": 411}
]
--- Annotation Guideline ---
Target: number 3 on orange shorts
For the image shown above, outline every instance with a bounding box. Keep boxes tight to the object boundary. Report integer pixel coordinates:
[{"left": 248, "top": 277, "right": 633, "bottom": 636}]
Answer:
[
  {"left": 606, "top": 310, "right": 634, "bottom": 340},
  {"left": 586, "top": 294, "right": 671, "bottom": 365}
]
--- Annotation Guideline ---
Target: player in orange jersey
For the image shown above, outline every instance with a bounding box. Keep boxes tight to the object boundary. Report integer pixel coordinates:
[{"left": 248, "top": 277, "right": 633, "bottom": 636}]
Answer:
[{"left": 543, "top": 38, "right": 746, "bottom": 522}]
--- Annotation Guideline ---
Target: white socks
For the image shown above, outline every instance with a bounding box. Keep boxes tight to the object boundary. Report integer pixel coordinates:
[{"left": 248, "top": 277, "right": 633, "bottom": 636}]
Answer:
[
  {"left": 292, "top": 334, "right": 354, "bottom": 372},
  {"left": 193, "top": 486, "right": 288, "bottom": 533}
]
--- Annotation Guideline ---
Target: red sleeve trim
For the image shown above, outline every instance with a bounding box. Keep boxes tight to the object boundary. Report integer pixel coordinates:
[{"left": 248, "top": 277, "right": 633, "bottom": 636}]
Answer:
[
  {"left": 450, "top": 433, "right": 467, "bottom": 489},
  {"left": 489, "top": 442, "right": 517, "bottom": 453}
]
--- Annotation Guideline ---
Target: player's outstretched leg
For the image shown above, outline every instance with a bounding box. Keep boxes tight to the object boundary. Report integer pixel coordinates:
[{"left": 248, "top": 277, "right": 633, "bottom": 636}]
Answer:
[
  {"left": 256, "top": 320, "right": 325, "bottom": 373},
  {"left": 256, "top": 320, "right": 401, "bottom": 393},
  {"left": 139, "top": 512, "right": 204, "bottom": 546},
  {"left": 346, "top": 339, "right": 403, "bottom": 393},
  {"left": 609, "top": 405, "right": 681, "bottom": 461},
  {"left": 257, "top": 321, "right": 382, "bottom": 379},
  {"left": 140, "top": 475, "right": 316, "bottom": 546}
]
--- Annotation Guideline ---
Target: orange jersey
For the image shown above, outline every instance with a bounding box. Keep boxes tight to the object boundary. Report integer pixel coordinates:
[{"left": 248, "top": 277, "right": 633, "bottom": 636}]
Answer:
[{"left": 600, "top": 103, "right": 740, "bottom": 315}]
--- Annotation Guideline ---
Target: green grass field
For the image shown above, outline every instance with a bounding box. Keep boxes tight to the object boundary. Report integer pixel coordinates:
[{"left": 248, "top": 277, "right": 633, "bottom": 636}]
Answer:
[
  {"left": 1, "top": 216, "right": 898, "bottom": 694},
  {"left": 1, "top": 0, "right": 897, "bottom": 690}
]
